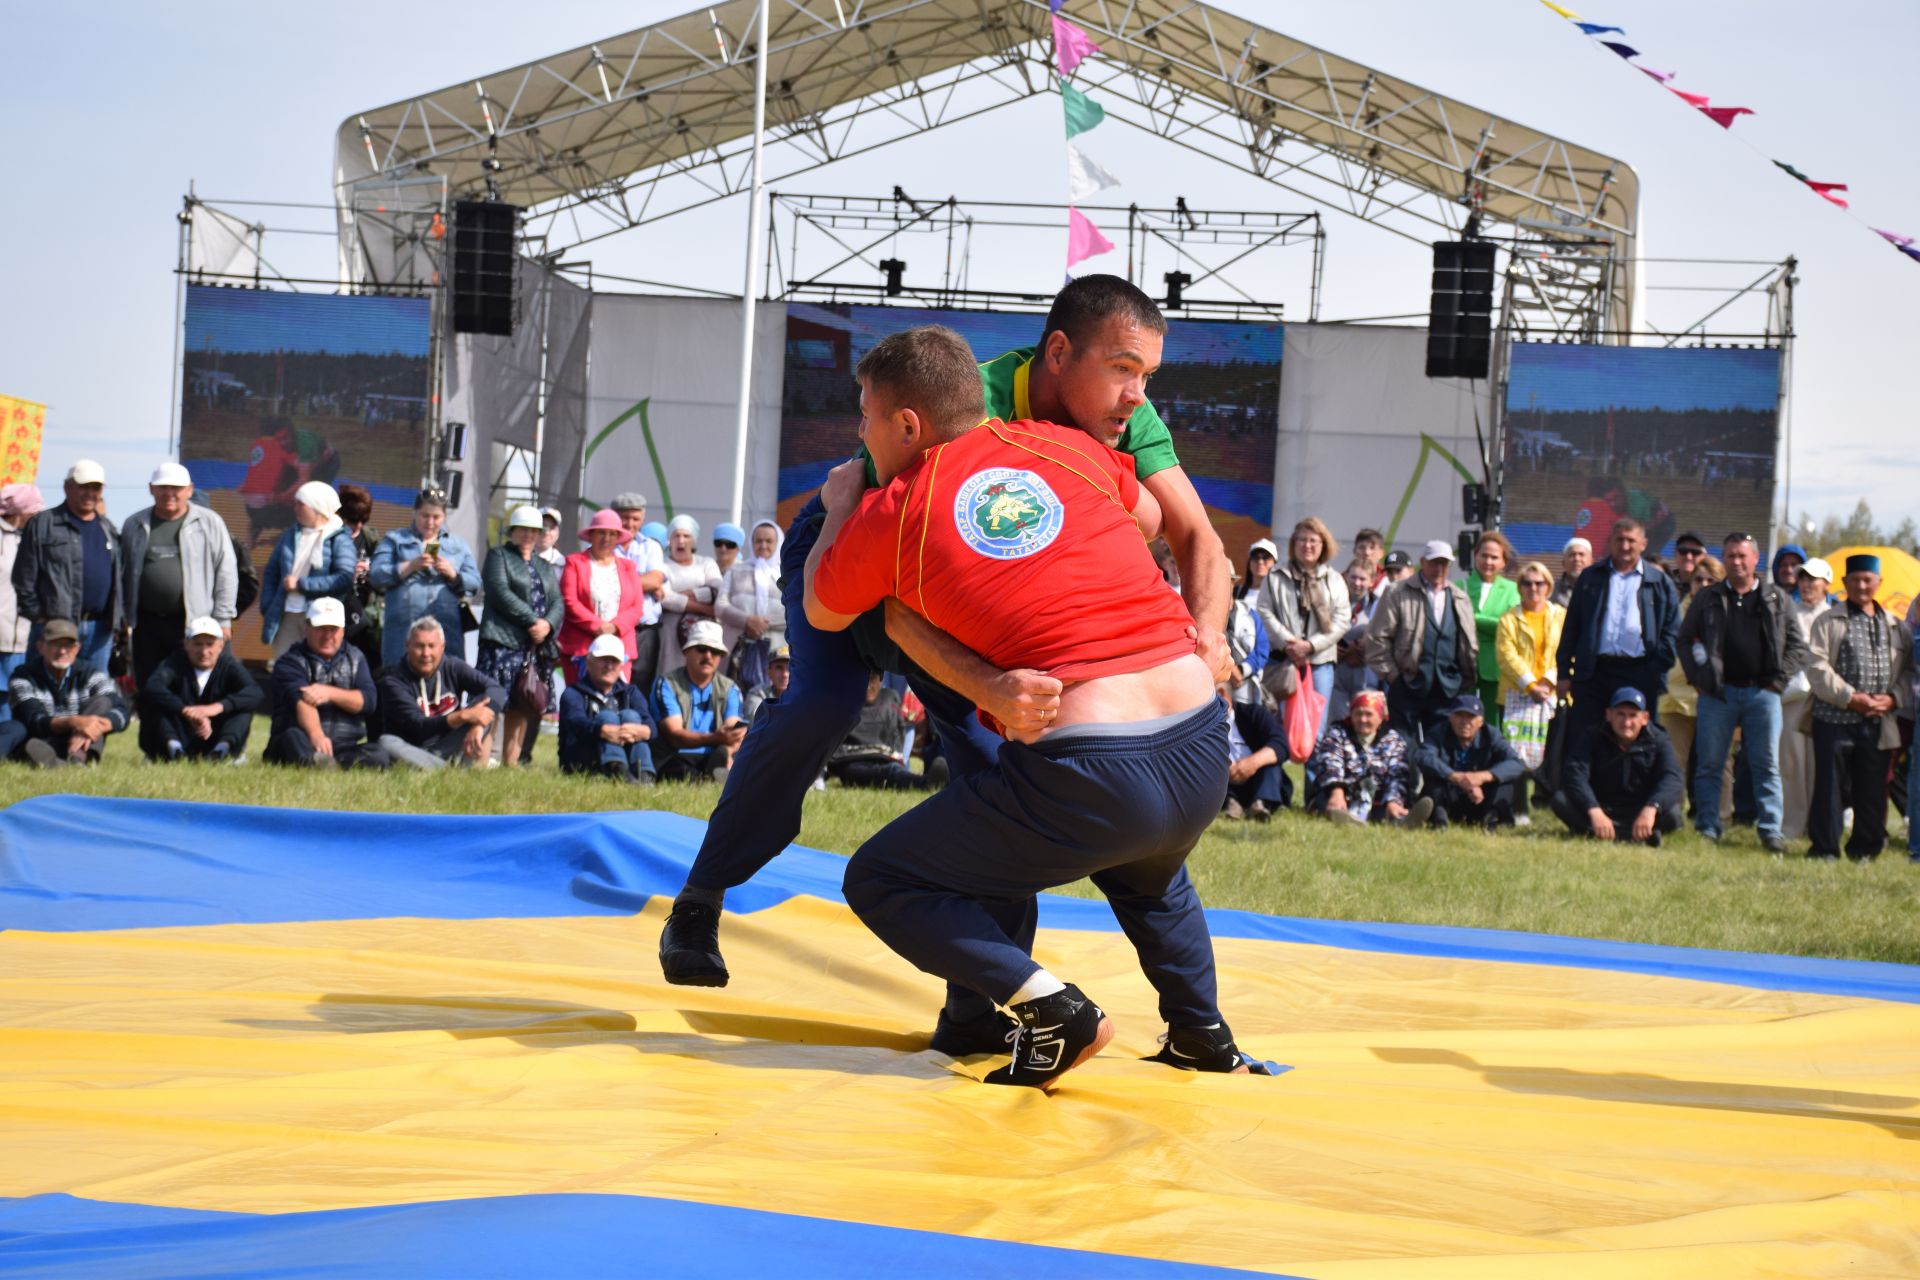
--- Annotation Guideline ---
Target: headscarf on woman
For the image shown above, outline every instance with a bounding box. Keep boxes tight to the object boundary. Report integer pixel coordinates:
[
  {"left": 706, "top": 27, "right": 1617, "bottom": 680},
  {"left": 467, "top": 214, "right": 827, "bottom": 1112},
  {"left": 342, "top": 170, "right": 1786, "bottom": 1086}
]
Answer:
[
  {"left": 748, "top": 519, "right": 783, "bottom": 615},
  {"left": 0, "top": 483, "right": 43, "bottom": 519}
]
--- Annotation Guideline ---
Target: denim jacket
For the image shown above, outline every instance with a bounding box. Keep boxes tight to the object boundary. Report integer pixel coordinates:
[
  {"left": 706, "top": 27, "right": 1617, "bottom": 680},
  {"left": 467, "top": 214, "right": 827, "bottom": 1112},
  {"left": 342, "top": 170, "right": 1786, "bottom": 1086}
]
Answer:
[{"left": 368, "top": 528, "right": 481, "bottom": 668}]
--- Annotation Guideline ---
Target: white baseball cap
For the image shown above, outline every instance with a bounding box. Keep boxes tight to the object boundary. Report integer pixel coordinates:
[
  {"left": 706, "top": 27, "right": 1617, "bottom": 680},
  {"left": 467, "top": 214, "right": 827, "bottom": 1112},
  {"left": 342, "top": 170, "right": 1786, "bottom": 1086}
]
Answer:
[
  {"left": 1248, "top": 538, "right": 1278, "bottom": 560},
  {"left": 1421, "top": 539, "right": 1456, "bottom": 563},
  {"left": 1799, "top": 557, "right": 1834, "bottom": 583},
  {"left": 306, "top": 597, "right": 347, "bottom": 628},
  {"left": 587, "top": 633, "right": 627, "bottom": 661},
  {"left": 67, "top": 460, "right": 106, "bottom": 486},
  {"left": 507, "top": 505, "right": 544, "bottom": 530},
  {"left": 186, "top": 616, "right": 224, "bottom": 639},
  {"left": 150, "top": 462, "right": 193, "bottom": 488},
  {"left": 681, "top": 619, "right": 726, "bottom": 653}
]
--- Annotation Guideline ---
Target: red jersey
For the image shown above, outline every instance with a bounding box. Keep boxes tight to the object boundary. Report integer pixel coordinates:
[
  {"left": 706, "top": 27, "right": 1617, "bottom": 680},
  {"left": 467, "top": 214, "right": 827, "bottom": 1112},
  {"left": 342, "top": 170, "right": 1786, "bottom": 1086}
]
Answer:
[
  {"left": 813, "top": 419, "right": 1194, "bottom": 683},
  {"left": 240, "top": 435, "right": 297, "bottom": 496}
]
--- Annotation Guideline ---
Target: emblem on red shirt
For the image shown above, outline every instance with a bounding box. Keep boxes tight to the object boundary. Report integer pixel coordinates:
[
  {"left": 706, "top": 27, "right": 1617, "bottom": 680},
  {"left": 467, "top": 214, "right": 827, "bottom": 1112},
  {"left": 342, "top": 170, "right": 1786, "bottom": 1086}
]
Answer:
[{"left": 953, "top": 467, "right": 1064, "bottom": 561}]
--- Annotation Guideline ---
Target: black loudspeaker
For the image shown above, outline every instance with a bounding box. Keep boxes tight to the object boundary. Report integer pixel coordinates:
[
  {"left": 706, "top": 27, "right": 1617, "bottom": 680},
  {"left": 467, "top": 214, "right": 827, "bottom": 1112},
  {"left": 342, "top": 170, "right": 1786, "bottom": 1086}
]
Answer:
[
  {"left": 451, "top": 200, "right": 518, "bottom": 336},
  {"left": 1425, "top": 240, "right": 1496, "bottom": 379}
]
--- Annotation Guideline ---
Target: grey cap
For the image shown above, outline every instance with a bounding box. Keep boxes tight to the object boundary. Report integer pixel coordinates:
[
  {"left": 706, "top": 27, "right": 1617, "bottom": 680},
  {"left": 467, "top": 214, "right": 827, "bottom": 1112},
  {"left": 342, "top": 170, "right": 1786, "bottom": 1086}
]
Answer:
[{"left": 609, "top": 492, "right": 649, "bottom": 512}]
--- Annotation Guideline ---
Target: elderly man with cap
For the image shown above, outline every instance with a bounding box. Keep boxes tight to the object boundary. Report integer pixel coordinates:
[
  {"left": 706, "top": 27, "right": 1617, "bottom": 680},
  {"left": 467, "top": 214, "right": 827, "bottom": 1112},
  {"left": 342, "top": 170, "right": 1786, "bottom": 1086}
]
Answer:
[
  {"left": 1777, "top": 556, "right": 1834, "bottom": 840},
  {"left": 259, "top": 481, "right": 357, "bottom": 660},
  {"left": 559, "top": 632, "right": 658, "bottom": 781},
  {"left": 651, "top": 618, "right": 745, "bottom": 783},
  {"left": 376, "top": 616, "right": 506, "bottom": 771},
  {"left": 742, "top": 642, "right": 791, "bottom": 723},
  {"left": 120, "top": 462, "right": 239, "bottom": 690},
  {"left": 1552, "top": 537, "right": 1593, "bottom": 609},
  {"left": 11, "top": 460, "right": 120, "bottom": 671},
  {"left": 1805, "top": 554, "right": 1913, "bottom": 860},
  {"left": 1551, "top": 687, "right": 1685, "bottom": 846},
  {"left": 1366, "top": 539, "right": 1478, "bottom": 744},
  {"left": 0, "top": 483, "right": 46, "bottom": 718},
  {"left": 1413, "top": 693, "right": 1528, "bottom": 830},
  {"left": 1555, "top": 517, "right": 1682, "bottom": 749},
  {"left": 263, "top": 597, "right": 389, "bottom": 770},
  {"left": 1, "top": 617, "right": 130, "bottom": 766},
  {"left": 138, "top": 616, "right": 261, "bottom": 762},
  {"left": 609, "top": 492, "right": 669, "bottom": 695}
]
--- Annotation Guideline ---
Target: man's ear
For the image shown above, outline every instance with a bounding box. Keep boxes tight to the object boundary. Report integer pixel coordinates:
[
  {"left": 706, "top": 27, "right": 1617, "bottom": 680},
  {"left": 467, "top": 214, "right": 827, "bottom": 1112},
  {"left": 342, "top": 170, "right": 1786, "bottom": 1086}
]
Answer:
[
  {"left": 1042, "top": 329, "right": 1073, "bottom": 370},
  {"left": 896, "top": 405, "right": 926, "bottom": 448}
]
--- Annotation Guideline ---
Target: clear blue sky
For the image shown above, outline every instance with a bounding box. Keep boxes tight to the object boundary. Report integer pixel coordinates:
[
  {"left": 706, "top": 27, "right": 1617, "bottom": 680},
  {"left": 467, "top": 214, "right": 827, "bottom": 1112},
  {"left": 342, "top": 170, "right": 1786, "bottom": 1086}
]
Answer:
[{"left": 3, "top": 1, "right": 1914, "bottom": 529}]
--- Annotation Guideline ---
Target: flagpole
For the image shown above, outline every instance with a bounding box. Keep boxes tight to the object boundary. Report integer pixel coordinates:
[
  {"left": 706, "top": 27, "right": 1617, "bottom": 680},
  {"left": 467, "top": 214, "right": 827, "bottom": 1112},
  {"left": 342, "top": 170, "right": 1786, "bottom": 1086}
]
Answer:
[{"left": 728, "top": 0, "right": 770, "bottom": 527}]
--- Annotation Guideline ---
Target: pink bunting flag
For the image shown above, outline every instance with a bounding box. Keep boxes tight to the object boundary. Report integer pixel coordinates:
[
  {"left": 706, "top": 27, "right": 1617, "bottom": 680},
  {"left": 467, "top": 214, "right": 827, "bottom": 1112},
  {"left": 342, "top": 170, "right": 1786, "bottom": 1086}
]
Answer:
[
  {"left": 1668, "top": 87, "right": 1711, "bottom": 108},
  {"left": 1807, "top": 182, "right": 1849, "bottom": 209},
  {"left": 1637, "top": 65, "right": 1676, "bottom": 83},
  {"left": 1052, "top": 15, "right": 1100, "bottom": 77},
  {"left": 1873, "top": 228, "right": 1916, "bottom": 248},
  {"left": 1066, "top": 206, "right": 1115, "bottom": 267},
  {"left": 1699, "top": 105, "right": 1753, "bottom": 129}
]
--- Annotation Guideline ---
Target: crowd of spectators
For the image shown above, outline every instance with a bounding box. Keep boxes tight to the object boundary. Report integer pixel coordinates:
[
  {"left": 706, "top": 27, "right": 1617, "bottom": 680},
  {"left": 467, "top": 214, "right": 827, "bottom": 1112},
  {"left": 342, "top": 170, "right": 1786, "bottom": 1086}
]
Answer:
[{"left": 4, "top": 458, "right": 1915, "bottom": 864}]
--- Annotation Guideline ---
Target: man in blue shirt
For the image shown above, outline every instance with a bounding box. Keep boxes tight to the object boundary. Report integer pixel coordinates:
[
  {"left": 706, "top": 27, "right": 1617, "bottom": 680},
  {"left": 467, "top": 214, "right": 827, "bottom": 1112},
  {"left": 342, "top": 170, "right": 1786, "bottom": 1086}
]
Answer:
[
  {"left": 651, "top": 619, "right": 746, "bottom": 784},
  {"left": 1556, "top": 517, "right": 1681, "bottom": 749}
]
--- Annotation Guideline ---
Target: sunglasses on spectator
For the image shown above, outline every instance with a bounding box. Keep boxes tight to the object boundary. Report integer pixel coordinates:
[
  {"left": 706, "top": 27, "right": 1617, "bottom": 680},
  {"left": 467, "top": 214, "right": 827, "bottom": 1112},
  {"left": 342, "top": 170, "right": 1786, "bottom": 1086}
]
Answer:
[
  {"left": 1519, "top": 577, "right": 1550, "bottom": 588},
  {"left": 713, "top": 540, "right": 737, "bottom": 549}
]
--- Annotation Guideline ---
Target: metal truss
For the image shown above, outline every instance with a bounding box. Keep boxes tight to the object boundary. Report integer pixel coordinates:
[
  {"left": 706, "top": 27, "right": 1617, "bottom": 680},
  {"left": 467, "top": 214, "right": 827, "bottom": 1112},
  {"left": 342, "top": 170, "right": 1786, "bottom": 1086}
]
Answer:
[
  {"left": 337, "top": 0, "right": 1638, "bottom": 336},
  {"left": 768, "top": 189, "right": 1321, "bottom": 320}
]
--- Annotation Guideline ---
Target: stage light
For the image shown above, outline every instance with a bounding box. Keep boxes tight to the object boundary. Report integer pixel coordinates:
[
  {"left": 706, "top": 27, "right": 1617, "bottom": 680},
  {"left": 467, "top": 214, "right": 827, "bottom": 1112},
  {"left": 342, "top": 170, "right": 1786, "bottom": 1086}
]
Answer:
[
  {"left": 1164, "top": 270, "right": 1193, "bottom": 310},
  {"left": 442, "top": 423, "right": 467, "bottom": 464},
  {"left": 879, "top": 258, "right": 906, "bottom": 296}
]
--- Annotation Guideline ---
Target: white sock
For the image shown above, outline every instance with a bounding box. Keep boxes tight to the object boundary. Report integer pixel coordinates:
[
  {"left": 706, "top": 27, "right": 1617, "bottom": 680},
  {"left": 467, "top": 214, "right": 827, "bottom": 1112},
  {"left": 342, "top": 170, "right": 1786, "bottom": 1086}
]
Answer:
[{"left": 1008, "top": 969, "right": 1067, "bottom": 1006}]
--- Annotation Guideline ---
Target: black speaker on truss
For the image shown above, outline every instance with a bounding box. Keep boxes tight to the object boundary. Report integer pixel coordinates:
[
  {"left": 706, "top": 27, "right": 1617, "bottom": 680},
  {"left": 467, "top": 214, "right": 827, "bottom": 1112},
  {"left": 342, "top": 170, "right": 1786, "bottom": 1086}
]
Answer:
[
  {"left": 1425, "top": 240, "right": 1496, "bottom": 379},
  {"left": 450, "top": 200, "right": 518, "bottom": 336}
]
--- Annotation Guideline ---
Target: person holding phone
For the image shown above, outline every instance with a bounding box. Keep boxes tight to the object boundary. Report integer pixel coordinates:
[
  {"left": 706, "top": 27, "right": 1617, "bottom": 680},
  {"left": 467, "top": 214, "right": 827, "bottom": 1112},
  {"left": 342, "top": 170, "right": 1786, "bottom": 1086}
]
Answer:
[{"left": 368, "top": 488, "right": 480, "bottom": 670}]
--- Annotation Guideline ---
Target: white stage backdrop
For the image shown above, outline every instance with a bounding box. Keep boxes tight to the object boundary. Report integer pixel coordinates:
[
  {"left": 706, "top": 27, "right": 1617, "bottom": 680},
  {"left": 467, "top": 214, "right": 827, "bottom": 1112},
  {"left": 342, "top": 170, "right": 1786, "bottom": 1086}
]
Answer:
[
  {"left": 1274, "top": 324, "right": 1494, "bottom": 558},
  {"left": 582, "top": 295, "right": 786, "bottom": 533}
]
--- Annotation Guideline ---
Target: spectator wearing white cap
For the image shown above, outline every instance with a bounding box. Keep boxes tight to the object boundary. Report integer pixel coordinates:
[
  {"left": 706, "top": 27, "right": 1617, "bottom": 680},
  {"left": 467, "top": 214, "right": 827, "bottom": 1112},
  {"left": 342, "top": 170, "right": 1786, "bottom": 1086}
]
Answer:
[
  {"left": 651, "top": 618, "right": 745, "bottom": 783},
  {"left": 1777, "top": 555, "right": 1834, "bottom": 841},
  {"left": 0, "top": 482, "right": 47, "bottom": 721},
  {"left": 259, "top": 481, "right": 357, "bottom": 659},
  {"left": 1239, "top": 537, "right": 1277, "bottom": 604},
  {"left": 558, "top": 632, "right": 658, "bottom": 782},
  {"left": 718, "top": 519, "right": 785, "bottom": 689},
  {"left": 368, "top": 487, "right": 481, "bottom": 671},
  {"left": 138, "top": 616, "right": 261, "bottom": 762},
  {"left": 1, "top": 617, "right": 129, "bottom": 767},
  {"left": 120, "top": 462, "right": 239, "bottom": 690},
  {"left": 263, "top": 596, "right": 389, "bottom": 769},
  {"left": 1365, "top": 539, "right": 1478, "bottom": 743},
  {"left": 609, "top": 492, "right": 669, "bottom": 695},
  {"left": 11, "top": 460, "right": 120, "bottom": 671},
  {"left": 536, "top": 507, "right": 565, "bottom": 568},
  {"left": 658, "top": 514, "right": 724, "bottom": 679},
  {"left": 1552, "top": 537, "right": 1593, "bottom": 609},
  {"left": 478, "top": 505, "right": 565, "bottom": 767},
  {"left": 376, "top": 616, "right": 505, "bottom": 771}
]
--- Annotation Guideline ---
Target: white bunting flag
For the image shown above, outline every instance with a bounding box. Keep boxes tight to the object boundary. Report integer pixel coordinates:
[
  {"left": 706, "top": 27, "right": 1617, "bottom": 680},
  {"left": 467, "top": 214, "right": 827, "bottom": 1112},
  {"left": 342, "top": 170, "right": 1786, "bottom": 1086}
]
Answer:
[{"left": 1065, "top": 143, "right": 1122, "bottom": 204}]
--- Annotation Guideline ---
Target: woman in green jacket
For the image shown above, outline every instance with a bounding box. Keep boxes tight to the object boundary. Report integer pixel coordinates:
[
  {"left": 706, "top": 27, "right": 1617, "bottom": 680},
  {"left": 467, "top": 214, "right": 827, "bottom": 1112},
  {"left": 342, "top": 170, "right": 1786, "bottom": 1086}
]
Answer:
[
  {"left": 1459, "top": 529, "right": 1520, "bottom": 729},
  {"left": 478, "top": 506, "right": 565, "bottom": 766}
]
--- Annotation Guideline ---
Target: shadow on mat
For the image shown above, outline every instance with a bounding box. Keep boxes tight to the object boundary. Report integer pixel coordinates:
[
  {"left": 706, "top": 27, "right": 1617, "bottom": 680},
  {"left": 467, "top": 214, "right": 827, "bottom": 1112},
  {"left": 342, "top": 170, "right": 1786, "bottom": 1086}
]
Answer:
[
  {"left": 229, "top": 994, "right": 949, "bottom": 1076},
  {"left": 1372, "top": 1046, "right": 1920, "bottom": 1139}
]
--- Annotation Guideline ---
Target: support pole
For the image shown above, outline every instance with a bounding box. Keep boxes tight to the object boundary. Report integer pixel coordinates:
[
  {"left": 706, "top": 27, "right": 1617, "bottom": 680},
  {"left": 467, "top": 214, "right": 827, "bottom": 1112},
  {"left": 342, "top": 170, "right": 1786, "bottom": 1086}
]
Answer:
[{"left": 728, "top": 0, "right": 771, "bottom": 526}]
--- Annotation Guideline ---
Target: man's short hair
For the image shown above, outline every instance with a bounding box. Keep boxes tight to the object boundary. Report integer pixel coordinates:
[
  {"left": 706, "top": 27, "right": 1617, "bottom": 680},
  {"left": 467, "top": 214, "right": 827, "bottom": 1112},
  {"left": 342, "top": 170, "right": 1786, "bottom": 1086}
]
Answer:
[
  {"left": 1039, "top": 273, "right": 1167, "bottom": 351},
  {"left": 854, "top": 325, "right": 985, "bottom": 439},
  {"left": 407, "top": 616, "right": 445, "bottom": 640},
  {"left": 1354, "top": 528, "right": 1384, "bottom": 547},
  {"left": 1611, "top": 517, "right": 1645, "bottom": 537},
  {"left": 1723, "top": 531, "right": 1758, "bottom": 550}
]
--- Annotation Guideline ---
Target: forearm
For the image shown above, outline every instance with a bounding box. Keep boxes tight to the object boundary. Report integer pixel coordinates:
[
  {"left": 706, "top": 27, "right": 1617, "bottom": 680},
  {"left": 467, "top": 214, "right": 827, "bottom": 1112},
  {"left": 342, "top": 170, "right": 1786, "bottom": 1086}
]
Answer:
[
  {"left": 801, "top": 506, "right": 856, "bottom": 631},
  {"left": 886, "top": 599, "right": 999, "bottom": 707},
  {"left": 1172, "top": 532, "right": 1229, "bottom": 634}
]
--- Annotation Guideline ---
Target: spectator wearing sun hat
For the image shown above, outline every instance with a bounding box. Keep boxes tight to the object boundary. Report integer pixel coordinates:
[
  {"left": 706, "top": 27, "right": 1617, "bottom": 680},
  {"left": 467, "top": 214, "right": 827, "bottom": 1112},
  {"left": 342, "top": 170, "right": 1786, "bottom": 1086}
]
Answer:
[
  {"left": 478, "top": 505, "right": 565, "bottom": 766},
  {"left": 559, "top": 509, "right": 648, "bottom": 685},
  {"left": 263, "top": 597, "right": 389, "bottom": 770},
  {"left": 138, "top": 615, "right": 261, "bottom": 762},
  {"left": 559, "top": 632, "right": 658, "bottom": 782},
  {"left": 121, "top": 462, "right": 240, "bottom": 690},
  {"left": 259, "top": 480, "right": 356, "bottom": 658},
  {"left": 0, "top": 482, "right": 47, "bottom": 718},
  {"left": 651, "top": 618, "right": 745, "bottom": 783},
  {"left": 12, "top": 460, "right": 120, "bottom": 671},
  {"left": 1365, "top": 538, "right": 1478, "bottom": 744},
  {"left": 1777, "top": 555, "right": 1835, "bottom": 840}
]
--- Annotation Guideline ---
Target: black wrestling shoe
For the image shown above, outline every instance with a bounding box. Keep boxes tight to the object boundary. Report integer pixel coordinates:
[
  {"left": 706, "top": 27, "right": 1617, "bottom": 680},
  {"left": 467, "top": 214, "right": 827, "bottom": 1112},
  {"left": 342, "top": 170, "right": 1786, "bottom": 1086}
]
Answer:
[
  {"left": 928, "top": 1004, "right": 1020, "bottom": 1056},
  {"left": 985, "top": 984, "right": 1113, "bottom": 1090},
  {"left": 1145, "top": 1022, "right": 1268, "bottom": 1074},
  {"left": 658, "top": 900, "right": 730, "bottom": 987}
]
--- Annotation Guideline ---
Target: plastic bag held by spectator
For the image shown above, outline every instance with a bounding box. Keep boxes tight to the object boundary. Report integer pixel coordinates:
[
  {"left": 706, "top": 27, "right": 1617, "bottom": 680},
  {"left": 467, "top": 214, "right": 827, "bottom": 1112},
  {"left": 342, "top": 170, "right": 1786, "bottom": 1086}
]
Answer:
[{"left": 1284, "top": 665, "right": 1323, "bottom": 762}]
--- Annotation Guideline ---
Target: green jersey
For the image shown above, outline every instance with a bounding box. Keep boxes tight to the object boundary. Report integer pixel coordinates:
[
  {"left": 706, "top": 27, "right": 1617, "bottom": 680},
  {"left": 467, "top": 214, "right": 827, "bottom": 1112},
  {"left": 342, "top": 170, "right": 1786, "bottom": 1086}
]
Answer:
[{"left": 858, "top": 346, "right": 1180, "bottom": 485}]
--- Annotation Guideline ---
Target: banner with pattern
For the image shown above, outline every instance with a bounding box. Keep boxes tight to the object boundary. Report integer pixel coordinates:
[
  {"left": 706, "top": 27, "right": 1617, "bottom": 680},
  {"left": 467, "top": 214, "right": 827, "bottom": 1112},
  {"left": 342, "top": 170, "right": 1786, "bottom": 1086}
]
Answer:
[{"left": 0, "top": 395, "right": 45, "bottom": 486}]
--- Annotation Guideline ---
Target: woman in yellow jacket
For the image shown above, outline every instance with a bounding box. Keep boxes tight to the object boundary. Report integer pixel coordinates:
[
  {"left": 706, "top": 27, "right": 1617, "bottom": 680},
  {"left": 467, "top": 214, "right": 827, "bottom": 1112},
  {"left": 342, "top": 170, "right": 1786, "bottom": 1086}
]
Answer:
[{"left": 1495, "top": 561, "right": 1565, "bottom": 818}]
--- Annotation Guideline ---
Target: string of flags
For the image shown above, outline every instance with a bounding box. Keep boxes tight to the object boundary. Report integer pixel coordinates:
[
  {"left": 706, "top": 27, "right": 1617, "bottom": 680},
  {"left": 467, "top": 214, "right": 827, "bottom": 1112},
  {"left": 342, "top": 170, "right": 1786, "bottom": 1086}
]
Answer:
[
  {"left": 1540, "top": 1, "right": 1915, "bottom": 265},
  {"left": 1051, "top": 2, "right": 1117, "bottom": 270}
]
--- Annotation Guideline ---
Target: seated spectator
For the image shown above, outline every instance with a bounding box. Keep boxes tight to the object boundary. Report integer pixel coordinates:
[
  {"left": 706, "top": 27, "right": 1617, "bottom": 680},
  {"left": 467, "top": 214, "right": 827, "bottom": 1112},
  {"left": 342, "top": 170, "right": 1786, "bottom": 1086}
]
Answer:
[
  {"left": 1413, "top": 695, "right": 1527, "bottom": 829},
  {"left": 1303, "top": 688, "right": 1427, "bottom": 826},
  {"left": 559, "top": 633, "right": 658, "bottom": 782},
  {"left": 263, "top": 598, "right": 389, "bottom": 770},
  {"left": 650, "top": 619, "right": 746, "bottom": 783},
  {"left": 1551, "top": 687, "right": 1684, "bottom": 846},
  {"left": 375, "top": 616, "right": 504, "bottom": 771},
  {"left": 742, "top": 642, "right": 790, "bottom": 723},
  {"left": 828, "top": 670, "right": 945, "bottom": 792},
  {"left": 1, "top": 618, "right": 129, "bottom": 767},
  {"left": 1219, "top": 682, "right": 1291, "bottom": 821},
  {"left": 138, "top": 615, "right": 262, "bottom": 762}
]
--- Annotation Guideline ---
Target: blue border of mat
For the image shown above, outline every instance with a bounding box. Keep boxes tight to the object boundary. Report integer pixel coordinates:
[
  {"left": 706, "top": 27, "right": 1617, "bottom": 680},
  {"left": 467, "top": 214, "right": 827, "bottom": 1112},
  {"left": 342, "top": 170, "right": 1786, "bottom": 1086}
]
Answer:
[{"left": 4, "top": 795, "right": 1917, "bottom": 1005}]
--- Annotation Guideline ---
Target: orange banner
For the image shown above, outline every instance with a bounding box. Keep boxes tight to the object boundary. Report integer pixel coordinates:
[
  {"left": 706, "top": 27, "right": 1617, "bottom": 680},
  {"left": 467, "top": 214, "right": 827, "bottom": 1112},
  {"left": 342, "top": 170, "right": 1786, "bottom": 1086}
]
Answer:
[{"left": 0, "top": 394, "right": 45, "bottom": 486}]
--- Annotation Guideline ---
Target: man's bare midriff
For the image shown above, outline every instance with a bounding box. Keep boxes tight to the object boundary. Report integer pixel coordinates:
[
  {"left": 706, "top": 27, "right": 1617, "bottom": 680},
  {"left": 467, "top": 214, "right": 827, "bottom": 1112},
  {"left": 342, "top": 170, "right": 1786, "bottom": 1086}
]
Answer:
[{"left": 1033, "top": 652, "right": 1214, "bottom": 741}]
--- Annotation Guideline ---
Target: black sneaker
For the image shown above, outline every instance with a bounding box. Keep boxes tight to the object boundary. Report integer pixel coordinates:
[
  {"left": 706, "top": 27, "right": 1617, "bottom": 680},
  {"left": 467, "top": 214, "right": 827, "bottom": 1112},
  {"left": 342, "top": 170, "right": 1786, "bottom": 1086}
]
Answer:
[
  {"left": 1145, "top": 1022, "right": 1269, "bottom": 1074},
  {"left": 658, "top": 901, "right": 730, "bottom": 987},
  {"left": 985, "top": 984, "right": 1113, "bottom": 1090},
  {"left": 927, "top": 1004, "right": 1020, "bottom": 1056},
  {"left": 1760, "top": 834, "right": 1789, "bottom": 855}
]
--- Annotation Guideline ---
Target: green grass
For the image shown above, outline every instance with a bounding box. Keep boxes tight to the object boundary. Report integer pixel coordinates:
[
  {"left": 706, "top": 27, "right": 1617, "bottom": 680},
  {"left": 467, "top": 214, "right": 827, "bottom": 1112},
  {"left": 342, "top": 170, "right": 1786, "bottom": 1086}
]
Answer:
[{"left": 5, "top": 720, "right": 1916, "bottom": 966}]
